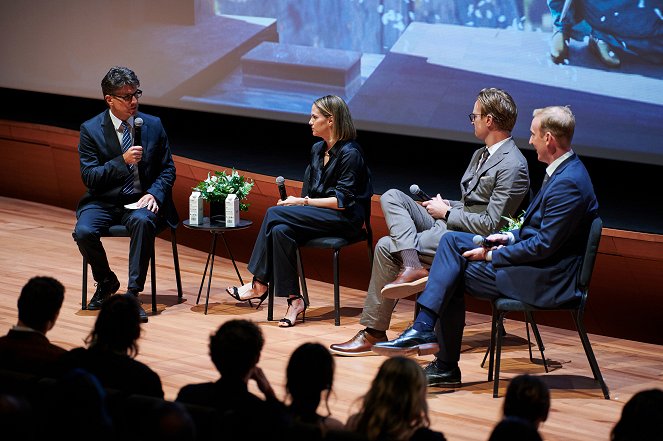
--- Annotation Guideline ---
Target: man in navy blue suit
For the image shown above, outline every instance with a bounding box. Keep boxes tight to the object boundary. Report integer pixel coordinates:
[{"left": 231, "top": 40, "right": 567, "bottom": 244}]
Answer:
[
  {"left": 72, "top": 66, "right": 178, "bottom": 322},
  {"left": 373, "top": 106, "right": 599, "bottom": 386}
]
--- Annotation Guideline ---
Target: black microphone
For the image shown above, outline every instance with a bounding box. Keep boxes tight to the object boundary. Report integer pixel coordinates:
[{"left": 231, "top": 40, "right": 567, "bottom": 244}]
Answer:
[
  {"left": 276, "top": 176, "right": 287, "bottom": 201},
  {"left": 409, "top": 184, "right": 432, "bottom": 201},
  {"left": 133, "top": 117, "right": 143, "bottom": 146},
  {"left": 472, "top": 234, "right": 501, "bottom": 248}
]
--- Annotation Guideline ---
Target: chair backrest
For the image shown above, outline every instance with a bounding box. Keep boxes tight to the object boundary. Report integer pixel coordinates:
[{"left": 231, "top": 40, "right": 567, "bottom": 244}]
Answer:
[{"left": 578, "top": 216, "right": 603, "bottom": 292}]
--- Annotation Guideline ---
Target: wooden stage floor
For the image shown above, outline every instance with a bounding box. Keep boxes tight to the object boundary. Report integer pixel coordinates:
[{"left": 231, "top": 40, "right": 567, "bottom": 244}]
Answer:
[{"left": 0, "top": 196, "right": 660, "bottom": 441}]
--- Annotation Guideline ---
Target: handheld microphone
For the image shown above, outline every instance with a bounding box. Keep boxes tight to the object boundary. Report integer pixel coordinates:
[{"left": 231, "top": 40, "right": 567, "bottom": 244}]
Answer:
[
  {"left": 409, "top": 184, "right": 432, "bottom": 201},
  {"left": 276, "top": 176, "right": 287, "bottom": 201},
  {"left": 472, "top": 234, "right": 501, "bottom": 248},
  {"left": 133, "top": 117, "right": 143, "bottom": 146}
]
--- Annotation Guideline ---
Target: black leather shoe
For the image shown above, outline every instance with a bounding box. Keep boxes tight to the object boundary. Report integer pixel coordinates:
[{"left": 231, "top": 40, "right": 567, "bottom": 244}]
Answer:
[
  {"left": 372, "top": 326, "right": 439, "bottom": 357},
  {"left": 87, "top": 272, "right": 120, "bottom": 310},
  {"left": 125, "top": 290, "right": 148, "bottom": 323},
  {"left": 424, "top": 359, "right": 461, "bottom": 387}
]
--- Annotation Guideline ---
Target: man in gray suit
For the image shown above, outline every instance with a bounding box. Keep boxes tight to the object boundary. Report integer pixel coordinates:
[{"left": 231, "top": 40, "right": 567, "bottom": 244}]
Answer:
[{"left": 330, "top": 88, "right": 530, "bottom": 356}]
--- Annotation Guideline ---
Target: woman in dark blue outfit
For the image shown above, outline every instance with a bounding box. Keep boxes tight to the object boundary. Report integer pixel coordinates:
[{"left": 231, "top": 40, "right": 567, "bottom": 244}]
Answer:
[{"left": 226, "top": 95, "right": 372, "bottom": 327}]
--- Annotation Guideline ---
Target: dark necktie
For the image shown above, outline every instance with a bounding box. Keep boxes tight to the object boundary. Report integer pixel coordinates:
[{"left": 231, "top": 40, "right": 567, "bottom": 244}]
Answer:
[
  {"left": 542, "top": 173, "right": 550, "bottom": 188},
  {"left": 121, "top": 121, "right": 135, "bottom": 195},
  {"left": 476, "top": 147, "right": 489, "bottom": 171}
]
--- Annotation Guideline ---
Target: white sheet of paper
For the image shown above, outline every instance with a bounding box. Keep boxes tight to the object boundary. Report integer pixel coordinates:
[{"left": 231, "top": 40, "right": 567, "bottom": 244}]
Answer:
[{"left": 124, "top": 202, "right": 144, "bottom": 210}]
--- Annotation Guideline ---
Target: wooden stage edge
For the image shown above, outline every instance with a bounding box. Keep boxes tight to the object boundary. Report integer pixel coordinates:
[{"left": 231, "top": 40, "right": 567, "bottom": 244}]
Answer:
[
  {"left": 1, "top": 196, "right": 663, "bottom": 441},
  {"left": 1, "top": 119, "right": 662, "bottom": 345}
]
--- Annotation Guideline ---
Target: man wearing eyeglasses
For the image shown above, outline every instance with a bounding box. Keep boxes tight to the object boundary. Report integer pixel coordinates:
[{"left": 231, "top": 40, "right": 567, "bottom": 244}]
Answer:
[
  {"left": 72, "top": 66, "right": 178, "bottom": 323},
  {"left": 330, "top": 87, "right": 530, "bottom": 356}
]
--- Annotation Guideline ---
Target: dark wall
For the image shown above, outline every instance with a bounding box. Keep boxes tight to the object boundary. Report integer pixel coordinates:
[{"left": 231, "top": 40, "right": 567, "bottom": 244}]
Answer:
[{"left": 2, "top": 87, "right": 661, "bottom": 234}]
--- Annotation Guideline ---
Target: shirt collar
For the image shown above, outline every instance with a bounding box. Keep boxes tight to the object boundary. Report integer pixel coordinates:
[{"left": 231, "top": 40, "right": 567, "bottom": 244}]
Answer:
[
  {"left": 485, "top": 137, "right": 510, "bottom": 156},
  {"left": 546, "top": 150, "right": 574, "bottom": 177},
  {"left": 109, "top": 111, "right": 133, "bottom": 132}
]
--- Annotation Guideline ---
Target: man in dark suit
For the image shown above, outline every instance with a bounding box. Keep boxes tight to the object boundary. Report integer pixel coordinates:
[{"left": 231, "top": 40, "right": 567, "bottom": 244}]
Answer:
[
  {"left": 373, "top": 106, "right": 599, "bottom": 387},
  {"left": 72, "top": 66, "right": 178, "bottom": 322},
  {"left": 0, "top": 276, "right": 66, "bottom": 378}
]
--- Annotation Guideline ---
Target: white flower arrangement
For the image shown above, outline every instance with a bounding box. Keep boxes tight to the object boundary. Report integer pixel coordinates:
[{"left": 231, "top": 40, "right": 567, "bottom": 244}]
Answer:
[{"left": 193, "top": 169, "right": 254, "bottom": 211}]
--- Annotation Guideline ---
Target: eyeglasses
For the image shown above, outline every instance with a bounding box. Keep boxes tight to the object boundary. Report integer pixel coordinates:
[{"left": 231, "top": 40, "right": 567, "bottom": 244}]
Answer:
[
  {"left": 111, "top": 89, "right": 142, "bottom": 102},
  {"left": 468, "top": 113, "right": 486, "bottom": 122}
]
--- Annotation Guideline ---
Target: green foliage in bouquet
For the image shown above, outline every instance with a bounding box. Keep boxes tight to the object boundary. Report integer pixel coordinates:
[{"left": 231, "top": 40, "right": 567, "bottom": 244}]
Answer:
[
  {"left": 193, "top": 169, "right": 254, "bottom": 211},
  {"left": 500, "top": 211, "right": 525, "bottom": 232}
]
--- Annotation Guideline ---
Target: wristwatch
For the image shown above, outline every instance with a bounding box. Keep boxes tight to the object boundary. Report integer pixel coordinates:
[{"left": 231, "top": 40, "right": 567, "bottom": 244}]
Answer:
[{"left": 304, "top": 196, "right": 309, "bottom": 206}]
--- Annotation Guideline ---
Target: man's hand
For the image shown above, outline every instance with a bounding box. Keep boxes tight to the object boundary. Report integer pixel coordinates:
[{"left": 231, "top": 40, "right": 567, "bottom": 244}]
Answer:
[
  {"left": 485, "top": 233, "right": 510, "bottom": 245},
  {"left": 138, "top": 193, "right": 159, "bottom": 213},
  {"left": 124, "top": 146, "right": 143, "bottom": 165},
  {"left": 250, "top": 366, "right": 276, "bottom": 400},
  {"left": 463, "top": 246, "right": 489, "bottom": 261},
  {"left": 422, "top": 194, "right": 451, "bottom": 219}
]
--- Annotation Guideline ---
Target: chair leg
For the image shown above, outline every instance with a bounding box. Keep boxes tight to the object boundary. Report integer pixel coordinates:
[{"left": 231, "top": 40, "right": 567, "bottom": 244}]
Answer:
[
  {"left": 526, "top": 312, "right": 549, "bottom": 373},
  {"left": 482, "top": 303, "right": 497, "bottom": 370},
  {"left": 296, "top": 249, "right": 310, "bottom": 307},
  {"left": 82, "top": 258, "right": 88, "bottom": 310},
  {"left": 333, "top": 248, "right": 341, "bottom": 326},
  {"left": 150, "top": 248, "right": 157, "bottom": 313},
  {"left": 573, "top": 311, "right": 610, "bottom": 399},
  {"left": 493, "top": 311, "right": 507, "bottom": 398},
  {"left": 170, "top": 228, "right": 183, "bottom": 300},
  {"left": 267, "top": 283, "right": 275, "bottom": 321}
]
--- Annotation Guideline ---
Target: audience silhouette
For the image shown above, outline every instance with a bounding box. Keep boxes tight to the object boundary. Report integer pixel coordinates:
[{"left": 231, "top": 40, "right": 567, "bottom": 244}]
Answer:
[
  {"left": 610, "top": 388, "right": 663, "bottom": 441},
  {"left": 487, "top": 374, "right": 550, "bottom": 440},
  {"left": 58, "top": 294, "right": 164, "bottom": 397},
  {"left": 0, "top": 276, "right": 66, "bottom": 377},
  {"left": 286, "top": 342, "right": 345, "bottom": 433},
  {"left": 346, "top": 356, "right": 446, "bottom": 441},
  {"left": 176, "top": 319, "right": 288, "bottom": 439}
]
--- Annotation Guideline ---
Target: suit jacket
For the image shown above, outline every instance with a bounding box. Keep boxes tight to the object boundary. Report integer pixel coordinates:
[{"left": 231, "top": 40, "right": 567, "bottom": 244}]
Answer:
[
  {"left": 492, "top": 154, "right": 599, "bottom": 308},
  {"left": 449, "top": 139, "right": 529, "bottom": 236},
  {"left": 76, "top": 110, "right": 178, "bottom": 227},
  {"left": 0, "top": 329, "right": 66, "bottom": 378}
]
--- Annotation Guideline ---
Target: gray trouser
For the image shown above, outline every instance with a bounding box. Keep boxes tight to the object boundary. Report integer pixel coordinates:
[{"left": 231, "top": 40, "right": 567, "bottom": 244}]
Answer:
[{"left": 360, "top": 189, "right": 448, "bottom": 331}]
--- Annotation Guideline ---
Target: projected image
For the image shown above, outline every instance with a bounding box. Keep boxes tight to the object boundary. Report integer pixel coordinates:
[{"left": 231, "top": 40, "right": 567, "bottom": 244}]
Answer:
[
  {"left": 191, "top": 0, "right": 662, "bottom": 165},
  {"left": 1, "top": 0, "right": 661, "bottom": 164}
]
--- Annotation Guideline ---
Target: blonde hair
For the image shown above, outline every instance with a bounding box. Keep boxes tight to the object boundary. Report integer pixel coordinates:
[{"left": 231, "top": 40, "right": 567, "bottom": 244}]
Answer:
[
  {"left": 477, "top": 87, "right": 518, "bottom": 132},
  {"left": 313, "top": 95, "right": 356, "bottom": 141},
  {"left": 352, "top": 357, "right": 430, "bottom": 441},
  {"left": 533, "top": 106, "right": 575, "bottom": 147}
]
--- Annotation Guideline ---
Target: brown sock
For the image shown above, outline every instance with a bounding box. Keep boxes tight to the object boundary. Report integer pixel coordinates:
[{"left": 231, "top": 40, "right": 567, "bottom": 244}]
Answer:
[
  {"left": 365, "top": 328, "right": 387, "bottom": 339},
  {"left": 400, "top": 248, "right": 423, "bottom": 268}
]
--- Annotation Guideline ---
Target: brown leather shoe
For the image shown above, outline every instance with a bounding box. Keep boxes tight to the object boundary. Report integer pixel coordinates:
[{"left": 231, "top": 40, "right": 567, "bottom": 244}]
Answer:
[
  {"left": 380, "top": 267, "right": 429, "bottom": 299},
  {"left": 589, "top": 36, "right": 620, "bottom": 68},
  {"left": 329, "top": 330, "right": 387, "bottom": 356},
  {"left": 550, "top": 30, "right": 568, "bottom": 64}
]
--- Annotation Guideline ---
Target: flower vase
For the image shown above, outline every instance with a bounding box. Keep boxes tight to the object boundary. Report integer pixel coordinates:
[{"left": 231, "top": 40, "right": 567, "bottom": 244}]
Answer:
[{"left": 209, "top": 198, "right": 226, "bottom": 223}]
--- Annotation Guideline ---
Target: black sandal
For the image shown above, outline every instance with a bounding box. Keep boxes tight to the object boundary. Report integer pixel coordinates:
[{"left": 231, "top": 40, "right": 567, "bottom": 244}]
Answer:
[
  {"left": 226, "top": 277, "right": 269, "bottom": 309},
  {"left": 278, "top": 296, "right": 307, "bottom": 327}
]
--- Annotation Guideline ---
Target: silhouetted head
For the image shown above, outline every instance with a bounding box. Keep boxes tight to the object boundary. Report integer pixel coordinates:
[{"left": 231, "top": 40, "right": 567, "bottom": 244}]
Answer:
[
  {"left": 286, "top": 342, "right": 335, "bottom": 420},
  {"left": 611, "top": 388, "right": 663, "bottom": 441},
  {"left": 503, "top": 374, "right": 550, "bottom": 427},
  {"left": 209, "top": 319, "right": 264, "bottom": 379},
  {"left": 353, "top": 356, "right": 429, "bottom": 441},
  {"left": 17, "top": 276, "right": 64, "bottom": 333},
  {"left": 87, "top": 294, "right": 142, "bottom": 357}
]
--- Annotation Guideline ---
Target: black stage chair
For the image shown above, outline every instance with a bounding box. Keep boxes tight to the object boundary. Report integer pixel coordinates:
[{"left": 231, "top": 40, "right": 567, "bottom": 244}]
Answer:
[
  {"left": 267, "top": 204, "right": 373, "bottom": 326},
  {"left": 481, "top": 216, "right": 610, "bottom": 399},
  {"left": 81, "top": 225, "right": 183, "bottom": 313}
]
